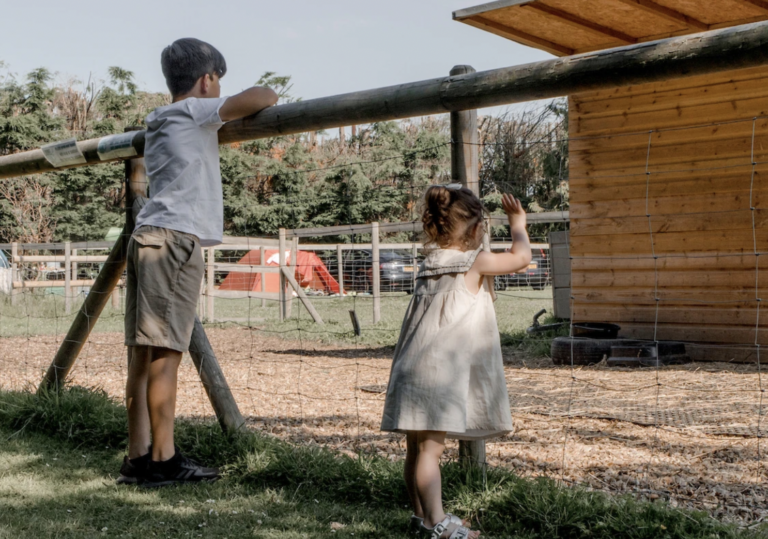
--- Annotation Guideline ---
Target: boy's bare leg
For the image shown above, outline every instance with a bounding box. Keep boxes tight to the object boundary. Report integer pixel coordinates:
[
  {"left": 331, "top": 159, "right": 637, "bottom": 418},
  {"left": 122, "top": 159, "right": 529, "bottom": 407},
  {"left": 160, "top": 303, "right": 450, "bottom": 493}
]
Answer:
[
  {"left": 405, "top": 432, "right": 424, "bottom": 518},
  {"left": 126, "top": 345, "right": 151, "bottom": 459},
  {"left": 147, "top": 346, "right": 183, "bottom": 462}
]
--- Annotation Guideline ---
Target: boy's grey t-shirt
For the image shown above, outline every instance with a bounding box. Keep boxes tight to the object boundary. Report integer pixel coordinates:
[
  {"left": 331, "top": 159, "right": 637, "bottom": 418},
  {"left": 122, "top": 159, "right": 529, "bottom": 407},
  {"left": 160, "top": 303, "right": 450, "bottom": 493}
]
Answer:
[{"left": 136, "top": 96, "right": 229, "bottom": 247}]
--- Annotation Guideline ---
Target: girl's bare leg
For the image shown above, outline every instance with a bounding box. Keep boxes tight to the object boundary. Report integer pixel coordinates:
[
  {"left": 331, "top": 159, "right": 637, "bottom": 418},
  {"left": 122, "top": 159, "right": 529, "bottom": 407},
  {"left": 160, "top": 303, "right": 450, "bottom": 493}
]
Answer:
[
  {"left": 416, "top": 431, "right": 479, "bottom": 538},
  {"left": 405, "top": 432, "right": 423, "bottom": 518}
]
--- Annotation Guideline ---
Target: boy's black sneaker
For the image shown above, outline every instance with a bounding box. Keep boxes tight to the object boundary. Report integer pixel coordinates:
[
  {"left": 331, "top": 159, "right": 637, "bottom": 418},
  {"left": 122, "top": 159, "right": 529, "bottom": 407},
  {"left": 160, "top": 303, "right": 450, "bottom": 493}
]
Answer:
[
  {"left": 140, "top": 447, "right": 220, "bottom": 488},
  {"left": 116, "top": 452, "right": 151, "bottom": 485}
]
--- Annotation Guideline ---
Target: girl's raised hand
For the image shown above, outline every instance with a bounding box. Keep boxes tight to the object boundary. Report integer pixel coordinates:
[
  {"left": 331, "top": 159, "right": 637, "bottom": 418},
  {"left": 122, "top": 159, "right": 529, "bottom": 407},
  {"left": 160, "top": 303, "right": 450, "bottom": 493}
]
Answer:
[{"left": 502, "top": 193, "right": 527, "bottom": 230}]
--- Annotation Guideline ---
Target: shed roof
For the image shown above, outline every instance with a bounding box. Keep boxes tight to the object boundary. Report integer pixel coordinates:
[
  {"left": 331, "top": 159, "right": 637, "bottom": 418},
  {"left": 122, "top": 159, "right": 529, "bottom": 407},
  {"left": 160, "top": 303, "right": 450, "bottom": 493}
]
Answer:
[{"left": 453, "top": 0, "right": 768, "bottom": 56}]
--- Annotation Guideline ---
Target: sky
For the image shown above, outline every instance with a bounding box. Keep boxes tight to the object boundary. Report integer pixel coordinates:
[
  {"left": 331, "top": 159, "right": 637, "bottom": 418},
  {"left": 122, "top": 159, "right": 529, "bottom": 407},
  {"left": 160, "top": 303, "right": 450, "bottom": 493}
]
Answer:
[{"left": 0, "top": 0, "right": 555, "bottom": 118}]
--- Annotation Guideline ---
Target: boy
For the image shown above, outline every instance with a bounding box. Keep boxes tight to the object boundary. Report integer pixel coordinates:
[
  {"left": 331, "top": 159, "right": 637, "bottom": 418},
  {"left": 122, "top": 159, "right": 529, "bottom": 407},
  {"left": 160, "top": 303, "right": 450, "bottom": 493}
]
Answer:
[{"left": 117, "top": 38, "right": 278, "bottom": 487}]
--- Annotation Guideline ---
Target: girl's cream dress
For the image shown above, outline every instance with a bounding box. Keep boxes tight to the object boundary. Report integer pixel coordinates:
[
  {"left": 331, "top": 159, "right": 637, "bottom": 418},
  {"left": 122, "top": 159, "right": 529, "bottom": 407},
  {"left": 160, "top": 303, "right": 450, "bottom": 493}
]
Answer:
[{"left": 381, "top": 247, "right": 513, "bottom": 439}]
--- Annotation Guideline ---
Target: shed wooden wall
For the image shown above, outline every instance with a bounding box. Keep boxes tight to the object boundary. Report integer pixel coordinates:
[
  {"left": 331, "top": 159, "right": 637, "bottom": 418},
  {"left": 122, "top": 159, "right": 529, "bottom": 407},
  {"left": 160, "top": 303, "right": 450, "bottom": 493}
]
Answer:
[{"left": 569, "top": 65, "right": 768, "bottom": 354}]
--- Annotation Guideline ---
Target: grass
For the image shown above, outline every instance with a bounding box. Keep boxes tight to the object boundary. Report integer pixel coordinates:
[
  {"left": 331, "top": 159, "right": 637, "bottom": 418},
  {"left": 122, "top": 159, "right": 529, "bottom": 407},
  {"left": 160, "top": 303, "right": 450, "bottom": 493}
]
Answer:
[
  {"left": 0, "top": 289, "right": 554, "bottom": 351},
  {"left": 501, "top": 314, "right": 570, "bottom": 357},
  {"left": 0, "top": 386, "right": 764, "bottom": 539}
]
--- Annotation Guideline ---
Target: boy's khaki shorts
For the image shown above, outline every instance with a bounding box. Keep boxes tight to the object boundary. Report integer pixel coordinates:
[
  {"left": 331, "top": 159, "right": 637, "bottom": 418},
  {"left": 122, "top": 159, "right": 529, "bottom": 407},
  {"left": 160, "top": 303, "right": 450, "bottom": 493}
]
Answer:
[{"left": 124, "top": 226, "right": 204, "bottom": 353}]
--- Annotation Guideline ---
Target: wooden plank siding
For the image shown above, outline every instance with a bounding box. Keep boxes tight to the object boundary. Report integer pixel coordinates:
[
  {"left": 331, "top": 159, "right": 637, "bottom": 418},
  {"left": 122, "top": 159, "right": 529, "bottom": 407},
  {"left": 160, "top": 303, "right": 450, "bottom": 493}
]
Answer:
[{"left": 569, "top": 65, "right": 768, "bottom": 353}]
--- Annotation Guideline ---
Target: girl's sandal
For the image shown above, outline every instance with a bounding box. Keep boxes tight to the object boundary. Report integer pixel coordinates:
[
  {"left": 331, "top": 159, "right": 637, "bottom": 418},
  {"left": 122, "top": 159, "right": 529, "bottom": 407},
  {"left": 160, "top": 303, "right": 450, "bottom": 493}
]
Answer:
[
  {"left": 420, "top": 515, "right": 474, "bottom": 539},
  {"left": 409, "top": 515, "right": 424, "bottom": 534}
]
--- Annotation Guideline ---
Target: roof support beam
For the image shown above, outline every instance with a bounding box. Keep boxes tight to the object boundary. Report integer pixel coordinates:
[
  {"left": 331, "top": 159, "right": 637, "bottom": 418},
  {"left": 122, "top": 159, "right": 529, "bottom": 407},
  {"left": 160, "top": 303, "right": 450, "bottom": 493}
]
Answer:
[
  {"left": 614, "top": 0, "right": 709, "bottom": 30},
  {"left": 525, "top": 3, "right": 637, "bottom": 44},
  {"left": 466, "top": 15, "right": 575, "bottom": 56},
  {"left": 738, "top": 0, "right": 768, "bottom": 12},
  {"left": 4, "top": 21, "right": 768, "bottom": 179}
]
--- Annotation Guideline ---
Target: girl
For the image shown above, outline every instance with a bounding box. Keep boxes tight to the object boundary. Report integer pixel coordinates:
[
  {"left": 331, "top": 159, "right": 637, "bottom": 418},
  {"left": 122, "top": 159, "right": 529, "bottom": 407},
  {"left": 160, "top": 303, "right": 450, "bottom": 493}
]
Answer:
[{"left": 381, "top": 184, "right": 531, "bottom": 539}]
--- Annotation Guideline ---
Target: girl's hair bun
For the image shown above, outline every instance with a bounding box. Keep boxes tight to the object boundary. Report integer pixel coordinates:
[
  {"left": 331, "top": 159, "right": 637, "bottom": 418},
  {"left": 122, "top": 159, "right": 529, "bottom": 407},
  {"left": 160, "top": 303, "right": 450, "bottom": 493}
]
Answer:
[{"left": 422, "top": 184, "right": 485, "bottom": 250}]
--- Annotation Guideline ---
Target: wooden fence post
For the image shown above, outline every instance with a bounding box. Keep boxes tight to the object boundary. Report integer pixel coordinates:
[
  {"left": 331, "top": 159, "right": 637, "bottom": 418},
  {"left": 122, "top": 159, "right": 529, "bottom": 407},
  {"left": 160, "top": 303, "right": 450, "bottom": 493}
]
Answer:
[
  {"left": 287, "top": 236, "right": 297, "bottom": 318},
  {"left": 39, "top": 228, "right": 130, "bottom": 391},
  {"left": 188, "top": 316, "right": 245, "bottom": 432},
  {"left": 40, "top": 132, "right": 247, "bottom": 433},
  {"left": 72, "top": 248, "right": 79, "bottom": 306},
  {"left": 337, "top": 244, "right": 344, "bottom": 295},
  {"left": 451, "top": 65, "right": 485, "bottom": 469},
  {"left": 110, "top": 243, "right": 120, "bottom": 310},
  {"left": 39, "top": 143, "right": 144, "bottom": 391},
  {"left": 259, "top": 245, "right": 266, "bottom": 308},
  {"left": 412, "top": 243, "right": 418, "bottom": 289},
  {"left": 372, "top": 222, "right": 381, "bottom": 324},
  {"left": 206, "top": 247, "right": 215, "bottom": 323},
  {"left": 64, "top": 242, "right": 71, "bottom": 315},
  {"left": 279, "top": 229, "right": 287, "bottom": 322},
  {"left": 459, "top": 439, "right": 487, "bottom": 470},
  {"left": 10, "top": 242, "right": 17, "bottom": 306},
  {"left": 451, "top": 65, "right": 480, "bottom": 196}
]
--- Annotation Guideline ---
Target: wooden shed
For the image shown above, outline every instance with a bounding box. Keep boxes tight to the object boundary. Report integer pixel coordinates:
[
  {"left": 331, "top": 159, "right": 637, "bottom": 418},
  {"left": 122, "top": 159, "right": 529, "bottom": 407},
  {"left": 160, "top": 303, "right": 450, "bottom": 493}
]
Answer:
[{"left": 455, "top": 0, "right": 768, "bottom": 360}]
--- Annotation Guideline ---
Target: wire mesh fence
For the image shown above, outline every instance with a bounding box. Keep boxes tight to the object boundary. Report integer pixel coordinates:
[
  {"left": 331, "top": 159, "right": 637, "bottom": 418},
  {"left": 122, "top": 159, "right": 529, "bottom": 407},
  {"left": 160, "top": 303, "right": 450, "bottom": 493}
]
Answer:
[{"left": 2, "top": 122, "right": 768, "bottom": 526}]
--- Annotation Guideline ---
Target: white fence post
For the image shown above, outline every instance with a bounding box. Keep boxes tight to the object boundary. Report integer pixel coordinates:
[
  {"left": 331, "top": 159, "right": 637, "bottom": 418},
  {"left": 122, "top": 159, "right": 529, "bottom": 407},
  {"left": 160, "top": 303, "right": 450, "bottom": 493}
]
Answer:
[
  {"left": 260, "top": 245, "right": 266, "bottom": 308},
  {"left": 64, "top": 242, "right": 72, "bottom": 315},
  {"left": 11, "top": 242, "right": 18, "bottom": 306},
  {"left": 287, "top": 236, "right": 297, "bottom": 318},
  {"left": 206, "top": 247, "right": 215, "bottom": 323},
  {"left": 372, "top": 222, "right": 381, "bottom": 324},
  {"left": 72, "top": 248, "right": 78, "bottom": 299},
  {"left": 337, "top": 244, "right": 344, "bottom": 295},
  {"left": 279, "top": 229, "right": 287, "bottom": 322}
]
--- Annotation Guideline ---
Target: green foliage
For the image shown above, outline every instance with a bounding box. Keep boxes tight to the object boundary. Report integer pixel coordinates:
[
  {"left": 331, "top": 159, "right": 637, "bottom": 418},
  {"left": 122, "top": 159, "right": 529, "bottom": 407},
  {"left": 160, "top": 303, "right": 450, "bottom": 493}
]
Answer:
[
  {"left": 0, "top": 66, "right": 570, "bottom": 244},
  {"left": 51, "top": 163, "right": 125, "bottom": 241},
  {"left": 0, "top": 386, "right": 128, "bottom": 448},
  {"left": 0, "top": 67, "right": 63, "bottom": 154},
  {"left": 256, "top": 71, "right": 299, "bottom": 104}
]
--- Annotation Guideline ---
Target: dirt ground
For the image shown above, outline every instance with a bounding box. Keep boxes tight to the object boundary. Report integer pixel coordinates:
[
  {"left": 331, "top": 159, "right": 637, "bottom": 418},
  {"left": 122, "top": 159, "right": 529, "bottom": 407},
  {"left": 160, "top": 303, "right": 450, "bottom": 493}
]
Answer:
[{"left": 2, "top": 327, "right": 767, "bottom": 526}]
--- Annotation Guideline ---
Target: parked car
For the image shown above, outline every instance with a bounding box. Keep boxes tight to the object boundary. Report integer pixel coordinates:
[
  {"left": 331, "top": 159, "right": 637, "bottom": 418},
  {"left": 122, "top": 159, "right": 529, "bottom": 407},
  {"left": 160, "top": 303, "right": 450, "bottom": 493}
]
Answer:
[
  {"left": 0, "top": 250, "right": 9, "bottom": 269},
  {"left": 320, "top": 249, "right": 418, "bottom": 294},
  {"left": 495, "top": 248, "right": 550, "bottom": 291}
]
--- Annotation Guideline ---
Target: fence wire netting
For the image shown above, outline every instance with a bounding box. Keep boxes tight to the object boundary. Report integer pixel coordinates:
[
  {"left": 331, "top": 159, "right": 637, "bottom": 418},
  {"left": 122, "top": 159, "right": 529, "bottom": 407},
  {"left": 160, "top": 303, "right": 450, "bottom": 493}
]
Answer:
[{"left": 2, "top": 118, "right": 768, "bottom": 526}]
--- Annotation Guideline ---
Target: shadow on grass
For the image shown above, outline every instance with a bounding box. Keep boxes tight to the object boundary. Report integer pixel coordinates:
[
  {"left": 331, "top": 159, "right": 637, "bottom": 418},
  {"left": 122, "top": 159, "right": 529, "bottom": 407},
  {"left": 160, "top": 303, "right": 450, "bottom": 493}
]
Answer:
[
  {"left": 265, "top": 347, "right": 395, "bottom": 359},
  {"left": 0, "top": 386, "right": 763, "bottom": 539},
  {"left": 0, "top": 432, "right": 406, "bottom": 539}
]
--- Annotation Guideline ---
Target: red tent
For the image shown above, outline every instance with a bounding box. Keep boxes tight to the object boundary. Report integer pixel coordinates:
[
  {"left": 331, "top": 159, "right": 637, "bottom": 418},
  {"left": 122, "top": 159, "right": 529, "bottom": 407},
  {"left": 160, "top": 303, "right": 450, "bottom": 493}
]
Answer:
[{"left": 219, "top": 250, "right": 340, "bottom": 294}]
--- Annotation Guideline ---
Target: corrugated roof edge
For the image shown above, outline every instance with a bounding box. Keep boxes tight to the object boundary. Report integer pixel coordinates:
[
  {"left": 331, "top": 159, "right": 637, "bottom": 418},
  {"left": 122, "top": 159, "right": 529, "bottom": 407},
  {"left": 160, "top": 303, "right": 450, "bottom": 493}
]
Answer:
[{"left": 453, "top": 0, "right": 533, "bottom": 20}]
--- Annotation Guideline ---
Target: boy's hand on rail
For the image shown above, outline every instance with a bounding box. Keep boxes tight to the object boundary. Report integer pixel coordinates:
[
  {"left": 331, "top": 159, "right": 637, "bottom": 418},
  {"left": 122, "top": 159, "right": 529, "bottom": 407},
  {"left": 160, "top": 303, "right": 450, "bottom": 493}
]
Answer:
[
  {"left": 219, "top": 87, "right": 279, "bottom": 122},
  {"left": 502, "top": 193, "right": 526, "bottom": 232}
]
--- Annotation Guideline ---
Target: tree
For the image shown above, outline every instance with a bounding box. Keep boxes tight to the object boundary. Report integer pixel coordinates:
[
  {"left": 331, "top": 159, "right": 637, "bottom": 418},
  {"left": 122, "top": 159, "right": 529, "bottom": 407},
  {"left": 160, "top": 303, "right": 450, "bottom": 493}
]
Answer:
[
  {"left": 0, "top": 68, "right": 63, "bottom": 243},
  {"left": 0, "top": 66, "right": 569, "bottom": 244}
]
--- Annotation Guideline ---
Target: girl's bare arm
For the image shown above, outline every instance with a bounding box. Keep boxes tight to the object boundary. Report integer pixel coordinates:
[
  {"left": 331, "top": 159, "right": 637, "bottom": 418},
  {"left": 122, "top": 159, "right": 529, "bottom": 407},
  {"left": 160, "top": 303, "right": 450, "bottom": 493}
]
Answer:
[{"left": 468, "top": 194, "right": 532, "bottom": 280}]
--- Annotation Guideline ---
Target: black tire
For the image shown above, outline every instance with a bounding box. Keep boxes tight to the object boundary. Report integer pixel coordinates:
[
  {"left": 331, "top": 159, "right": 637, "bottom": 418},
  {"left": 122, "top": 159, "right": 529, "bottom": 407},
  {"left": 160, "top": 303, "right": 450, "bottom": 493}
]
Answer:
[
  {"left": 551, "top": 337, "right": 611, "bottom": 366},
  {"left": 608, "top": 340, "right": 686, "bottom": 357},
  {"left": 531, "top": 284, "right": 546, "bottom": 291},
  {"left": 553, "top": 337, "right": 687, "bottom": 367}
]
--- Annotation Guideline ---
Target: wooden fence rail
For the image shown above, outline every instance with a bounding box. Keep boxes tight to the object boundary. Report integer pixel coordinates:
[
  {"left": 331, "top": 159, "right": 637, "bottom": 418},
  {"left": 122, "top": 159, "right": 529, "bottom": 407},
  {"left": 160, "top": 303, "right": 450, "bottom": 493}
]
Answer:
[{"left": 5, "top": 237, "right": 553, "bottom": 320}]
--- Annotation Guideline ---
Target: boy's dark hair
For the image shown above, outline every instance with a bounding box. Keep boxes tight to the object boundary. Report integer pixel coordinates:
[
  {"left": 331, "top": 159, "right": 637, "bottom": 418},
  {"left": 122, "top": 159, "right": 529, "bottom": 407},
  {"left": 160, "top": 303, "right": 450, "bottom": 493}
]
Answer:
[
  {"left": 422, "top": 185, "right": 486, "bottom": 250},
  {"left": 161, "top": 38, "right": 227, "bottom": 97}
]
